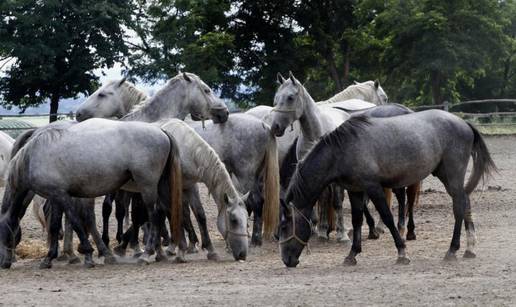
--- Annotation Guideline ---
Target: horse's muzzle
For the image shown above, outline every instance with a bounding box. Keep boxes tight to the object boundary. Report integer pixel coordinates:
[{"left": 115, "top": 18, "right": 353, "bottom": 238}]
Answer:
[
  {"left": 283, "top": 256, "right": 299, "bottom": 268},
  {"left": 211, "top": 108, "right": 229, "bottom": 124}
]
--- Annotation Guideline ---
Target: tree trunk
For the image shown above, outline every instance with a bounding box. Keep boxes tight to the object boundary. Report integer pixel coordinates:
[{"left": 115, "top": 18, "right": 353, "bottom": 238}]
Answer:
[
  {"left": 327, "top": 52, "right": 343, "bottom": 91},
  {"left": 431, "top": 71, "right": 442, "bottom": 105},
  {"left": 343, "top": 44, "right": 351, "bottom": 86},
  {"left": 49, "top": 94, "right": 59, "bottom": 123}
]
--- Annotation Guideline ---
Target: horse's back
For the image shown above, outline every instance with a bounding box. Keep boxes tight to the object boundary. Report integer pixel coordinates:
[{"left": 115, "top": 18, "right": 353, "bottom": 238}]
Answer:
[
  {"left": 347, "top": 110, "right": 473, "bottom": 188},
  {"left": 24, "top": 119, "right": 170, "bottom": 197}
]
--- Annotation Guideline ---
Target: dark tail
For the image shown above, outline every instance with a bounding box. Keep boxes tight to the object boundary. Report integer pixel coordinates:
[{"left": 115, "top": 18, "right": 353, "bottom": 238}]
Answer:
[
  {"left": 11, "top": 129, "right": 36, "bottom": 157},
  {"left": 465, "top": 123, "right": 497, "bottom": 194},
  {"left": 160, "top": 129, "right": 183, "bottom": 244}
]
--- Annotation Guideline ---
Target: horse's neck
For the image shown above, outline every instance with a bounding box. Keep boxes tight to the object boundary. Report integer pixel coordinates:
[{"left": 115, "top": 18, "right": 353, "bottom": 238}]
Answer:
[
  {"left": 122, "top": 82, "right": 187, "bottom": 122},
  {"left": 296, "top": 91, "right": 323, "bottom": 158},
  {"left": 298, "top": 92, "right": 323, "bottom": 141}
]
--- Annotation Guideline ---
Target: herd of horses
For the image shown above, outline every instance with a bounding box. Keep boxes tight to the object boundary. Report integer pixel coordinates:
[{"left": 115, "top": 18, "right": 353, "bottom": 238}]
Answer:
[{"left": 0, "top": 71, "right": 495, "bottom": 270}]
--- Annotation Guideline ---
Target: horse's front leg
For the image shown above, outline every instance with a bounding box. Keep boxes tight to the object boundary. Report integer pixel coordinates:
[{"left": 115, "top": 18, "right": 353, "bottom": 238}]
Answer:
[
  {"left": 188, "top": 187, "right": 218, "bottom": 260},
  {"left": 375, "top": 188, "right": 393, "bottom": 234},
  {"left": 334, "top": 186, "right": 350, "bottom": 244},
  {"left": 60, "top": 198, "right": 95, "bottom": 268},
  {"left": 344, "top": 191, "right": 366, "bottom": 266},
  {"left": 367, "top": 185, "right": 409, "bottom": 265},
  {"left": 101, "top": 193, "right": 113, "bottom": 246},
  {"left": 406, "top": 182, "right": 421, "bottom": 241}
]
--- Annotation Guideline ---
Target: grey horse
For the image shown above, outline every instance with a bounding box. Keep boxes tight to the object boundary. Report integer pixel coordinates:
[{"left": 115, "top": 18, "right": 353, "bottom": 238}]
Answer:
[
  {"left": 76, "top": 78, "right": 280, "bottom": 247},
  {"left": 0, "top": 119, "right": 183, "bottom": 269},
  {"left": 279, "top": 110, "right": 496, "bottom": 267}
]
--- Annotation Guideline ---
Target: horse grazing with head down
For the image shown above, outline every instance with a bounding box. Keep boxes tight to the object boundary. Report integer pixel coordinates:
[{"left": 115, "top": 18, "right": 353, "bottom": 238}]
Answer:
[{"left": 279, "top": 110, "right": 495, "bottom": 267}]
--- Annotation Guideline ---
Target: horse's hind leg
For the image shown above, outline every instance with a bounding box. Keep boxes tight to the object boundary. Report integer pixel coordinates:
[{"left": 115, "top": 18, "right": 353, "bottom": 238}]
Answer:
[
  {"left": 188, "top": 187, "right": 218, "bottom": 260},
  {"left": 366, "top": 184, "right": 409, "bottom": 265},
  {"left": 463, "top": 197, "right": 476, "bottom": 259},
  {"left": 393, "top": 187, "right": 407, "bottom": 238},
  {"left": 40, "top": 201, "right": 63, "bottom": 269},
  {"left": 406, "top": 183, "right": 421, "bottom": 241},
  {"left": 101, "top": 193, "right": 113, "bottom": 246},
  {"left": 375, "top": 188, "right": 393, "bottom": 234},
  {"left": 363, "top": 202, "right": 379, "bottom": 240},
  {"left": 83, "top": 200, "right": 116, "bottom": 264},
  {"left": 63, "top": 198, "right": 96, "bottom": 268},
  {"left": 316, "top": 188, "right": 331, "bottom": 241},
  {"left": 61, "top": 216, "right": 80, "bottom": 264},
  {"left": 344, "top": 191, "right": 366, "bottom": 266},
  {"left": 183, "top": 205, "right": 199, "bottom": 254},
  {"left": 115, "top": 191, "right": 130, "bottom": 243},
  {"left": 334, "top": 186, "right": 350, "bottom": 243}
]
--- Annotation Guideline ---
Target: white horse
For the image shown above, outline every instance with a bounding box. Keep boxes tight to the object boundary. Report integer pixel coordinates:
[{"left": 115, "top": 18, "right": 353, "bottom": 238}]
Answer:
[
  {"left": 317, "top": 80, "right": 388, "bottom": 110},
  {"left": 77, "top": 73, "right": 254, "bottom": 259},
  {"left": 0, "top": 131, "right": 14, "bottom": 187}
]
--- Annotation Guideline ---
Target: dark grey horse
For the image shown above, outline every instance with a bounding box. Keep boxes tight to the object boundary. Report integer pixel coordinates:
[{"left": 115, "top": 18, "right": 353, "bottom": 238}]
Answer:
[{"left": 279, "top": 110, "right": 496, "bottom": 267}]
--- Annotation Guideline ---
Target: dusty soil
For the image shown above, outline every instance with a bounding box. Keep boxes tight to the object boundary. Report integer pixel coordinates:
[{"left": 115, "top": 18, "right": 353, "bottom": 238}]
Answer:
[{"left": 0, "top": 136, "right": 515, "bottom": 306}]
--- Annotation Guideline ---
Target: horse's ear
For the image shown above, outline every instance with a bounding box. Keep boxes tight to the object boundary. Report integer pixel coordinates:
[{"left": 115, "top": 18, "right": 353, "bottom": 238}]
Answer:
[
  {"left": 183, "top": 72, "right": 192, "bottom": 82},
  {"left": 241, "top": 191, "right": 250, "bottom": 203},
  {"left": 288, "top": 71, "right": 298, "bottom": 86},
  {"left": 118, "top": 76, "right": 127, "bottom": 87},
  {"left": 374, "top": 79, "right": 380, "bottom": 89},
  {"left": 277, "top": 72, "right": 286, "bottom": 85},
  {"left": 353, "top": 81, "right": 359, "bottom": 85}
]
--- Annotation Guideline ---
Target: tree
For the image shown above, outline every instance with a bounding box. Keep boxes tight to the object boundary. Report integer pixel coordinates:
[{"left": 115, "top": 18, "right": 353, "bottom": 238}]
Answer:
[
  {"left": 371, "top": 0, "right": 506, "bottom": 105},
  {"left": 0, "top": 0, "right": 131, "bottom": 122}
]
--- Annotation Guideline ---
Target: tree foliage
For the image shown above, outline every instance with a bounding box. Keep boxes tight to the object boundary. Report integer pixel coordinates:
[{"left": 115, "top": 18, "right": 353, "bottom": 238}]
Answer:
[{"left": 0, "top": 0, "right": 131, "bottom": 121}]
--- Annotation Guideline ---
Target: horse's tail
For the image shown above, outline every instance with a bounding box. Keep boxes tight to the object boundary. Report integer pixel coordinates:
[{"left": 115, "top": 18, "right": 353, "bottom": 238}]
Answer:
[
  {"left": 262, "top": 129, "right": 280, "bottom": 240},
  {"left": 465, "top": 123, "right": 497, "bottom": 194},
  {"left": 161, "top": 129, "right": 183, "bottom": 244},
  {"left": 11, "top": 129, "right": 36, "bottom": 157}
]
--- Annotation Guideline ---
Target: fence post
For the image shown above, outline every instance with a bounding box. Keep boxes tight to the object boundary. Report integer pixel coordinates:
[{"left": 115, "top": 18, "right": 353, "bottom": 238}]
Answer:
[{"left": 443, "top": 100, "right": 449, "bottom": 112}]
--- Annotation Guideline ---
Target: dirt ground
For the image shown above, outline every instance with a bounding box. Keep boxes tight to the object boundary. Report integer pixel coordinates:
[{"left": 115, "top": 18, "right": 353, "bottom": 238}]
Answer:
[{"left": 0, "top": 135, "right": 515, "bottom": 306}]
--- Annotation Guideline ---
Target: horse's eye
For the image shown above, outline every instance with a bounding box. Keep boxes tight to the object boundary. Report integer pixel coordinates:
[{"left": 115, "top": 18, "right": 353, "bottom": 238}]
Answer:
[
  {"left": 204, "top": 89, "right": 210, "bottom": 94},
  {"left": 98, "top": 93, "right": 106, "bottom": 98}
]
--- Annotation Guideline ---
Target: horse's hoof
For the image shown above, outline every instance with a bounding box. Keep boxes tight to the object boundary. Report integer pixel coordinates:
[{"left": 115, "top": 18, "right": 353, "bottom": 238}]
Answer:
[
  {"left": 133, "top": 251, "right": 143, "bottom": 258},
  {"left": 166, "top": 249, "right": 176, "bottom": 256},
  {"left": 443, "top": 252, "right": 458, "bottom": 262},
  {"left": 113, "top": 246, "right": 126, "bottom": 257},
  {"left": 317, "top": 235, "right": 329, "bottom": 242},
  {"left": 137, "top": 257, "right": 150, "bottom": 265},
  {"left": 155, "top": 253, "right": 168, "bottom": 262},
  {"left": 250, "top": 238, "right": 262, "bottom": 247},
  {"left": 463, "top": 250, "right": 476, "bottom": 259},
  {"left": 187, "top": 245, "right": 199, "bottom": 254},
  {"left": 84, "top": 261, "right": 95, "bottom": 269},
  {"left": 174, "top": 256, "right": 187, "bottom": 264},
  {"left": 68, "top": 256, "right": 81, "bottom": 265},
  {"left": 368, "top": 230, "right": 380, "bottom": 240},
  {"left": 207, "top": 252, "right": 220, "bottom": 261},
  {"left": 396, "top": 257, "right": 411, "bottom": 265},
  {"left": 104, "top": 256, "right": 117, "bottom": 265},
  {"left": 406, "top": 232, "right": 417, "bottom": 241},
  {"left": 375, "top": 226, "right": 385, "bottom": 234},
  {"left": 56, "top": 254, "right": 69, "bottom": 262},
  {"left": 39, "top": 261, "right": 52, "bottom": 269},
  {"left": 343, "top": 256, "right": 357, "bottom": 266},
  {"left": 337, "top": 238, "right": 351, "bottom": 245}
]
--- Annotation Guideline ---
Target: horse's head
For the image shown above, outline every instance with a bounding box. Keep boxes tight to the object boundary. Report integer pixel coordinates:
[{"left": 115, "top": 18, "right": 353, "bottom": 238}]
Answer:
[
  {"left": 217, "top": 193, "right": 249, "bottom": 261},
  {"left": 181, "top": 72, "right": 229, "bottom": 123},
  {"left": 0, "top": 217, "right": 20, "bottom": 269},
  {"left": 76, "top": 78, "right": 140, "bottom": 121},
  {"left": 364, "top": 80, "right": 388, "bottom": 105},
  {"left": 271, "top": 72, "right": 305, "bottom": 137},
  {"left": 278, "top": 200, "right": 311, "bottom": 268}
]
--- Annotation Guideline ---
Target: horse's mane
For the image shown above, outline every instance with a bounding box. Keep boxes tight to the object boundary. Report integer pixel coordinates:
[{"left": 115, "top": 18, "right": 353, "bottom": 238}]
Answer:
[
  {"left": 321, "top": 115, "right": 372, "bottom": 149},
  {"left": 161, "top": 119, "right": 239, "bottom": 208},
  {"left": 280, "top": 137, "right": 298, "bottom": 190},
  {"left": 115, "top": 80, "right": 148, "bottom": 113},
  {"left": 286, "top": 116, "right": 371, "bottom": 207},
  {"left": 319, "top": 81, "right": 377, "bottom": 105}
]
